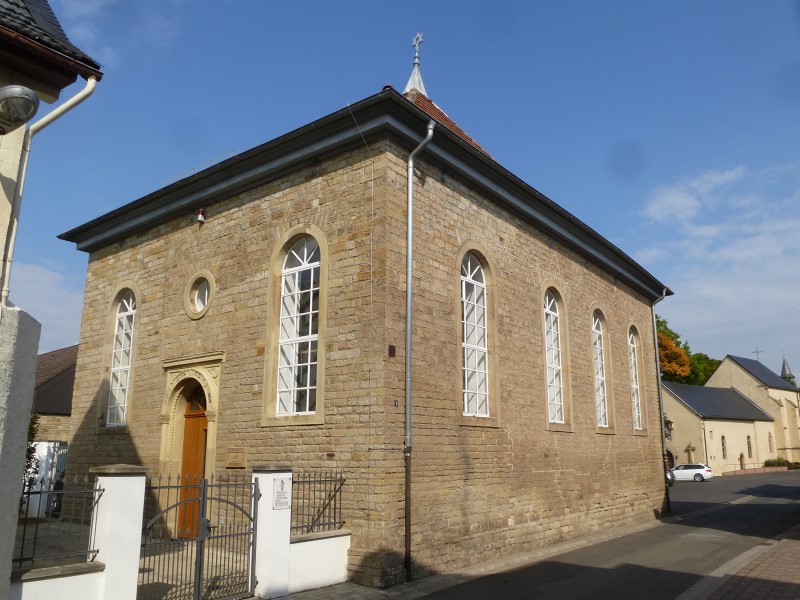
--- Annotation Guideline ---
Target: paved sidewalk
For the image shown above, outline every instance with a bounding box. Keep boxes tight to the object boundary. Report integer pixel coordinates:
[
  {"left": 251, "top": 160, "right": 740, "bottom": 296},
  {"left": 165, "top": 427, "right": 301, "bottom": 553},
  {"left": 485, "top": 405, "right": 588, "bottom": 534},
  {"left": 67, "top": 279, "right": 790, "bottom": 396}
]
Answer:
[
  {"left": 700, "top": 524, "right": 800, "bottom": 600},
  {"left": 281, "top": 521, "right": 800, "bottom": 600}
]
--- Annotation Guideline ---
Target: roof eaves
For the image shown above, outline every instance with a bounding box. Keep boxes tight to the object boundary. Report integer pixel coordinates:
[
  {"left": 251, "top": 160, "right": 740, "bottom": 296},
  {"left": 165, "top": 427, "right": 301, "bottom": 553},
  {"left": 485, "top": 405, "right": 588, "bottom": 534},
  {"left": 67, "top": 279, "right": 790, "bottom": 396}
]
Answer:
[
  {"left": 0, "top": 25, "right": 103, "bottom": 81},
  {"left": 59, "top": 88, "right": 670, "bottom": 301},
  {"left": 0, "top": 0, "right": 102, "bottom": 77}
]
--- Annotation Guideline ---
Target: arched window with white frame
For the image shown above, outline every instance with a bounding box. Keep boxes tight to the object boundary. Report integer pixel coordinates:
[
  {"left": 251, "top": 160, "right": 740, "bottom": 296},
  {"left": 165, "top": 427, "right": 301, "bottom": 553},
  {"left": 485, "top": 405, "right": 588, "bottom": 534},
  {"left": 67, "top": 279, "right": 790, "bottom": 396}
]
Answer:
[
  {"left": 592, "top": 311, "right": 609, "bottom": 428},
  {"left": 108, "top": 290, "right": 136, "bottom": 426},
  {"left": 628, "top": 328, "right": 643, "bottom": 430},
  {"left": 461, "top": 252, "right": 488, "bottom": 417},
  {"left": 277, "top": 236, "right": 320, "bottom": 415},
  {"left": 545, "top": 289, "right": 564, "bottom": 424}
]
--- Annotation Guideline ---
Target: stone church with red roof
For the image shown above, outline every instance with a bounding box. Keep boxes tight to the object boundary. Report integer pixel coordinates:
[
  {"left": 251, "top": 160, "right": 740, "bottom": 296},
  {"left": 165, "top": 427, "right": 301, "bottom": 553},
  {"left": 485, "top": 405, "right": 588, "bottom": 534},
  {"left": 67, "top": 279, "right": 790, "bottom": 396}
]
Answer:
[{"left": 60, "top": 38, "right": 671, "bottom": 587}]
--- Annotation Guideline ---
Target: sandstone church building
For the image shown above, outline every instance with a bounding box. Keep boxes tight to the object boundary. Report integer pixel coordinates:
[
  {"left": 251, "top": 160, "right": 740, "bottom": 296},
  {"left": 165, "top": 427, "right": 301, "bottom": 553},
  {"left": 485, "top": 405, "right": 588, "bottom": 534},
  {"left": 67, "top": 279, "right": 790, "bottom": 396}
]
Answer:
[{"left": 60, "top": 46, "right": 671, "bottom": 586}]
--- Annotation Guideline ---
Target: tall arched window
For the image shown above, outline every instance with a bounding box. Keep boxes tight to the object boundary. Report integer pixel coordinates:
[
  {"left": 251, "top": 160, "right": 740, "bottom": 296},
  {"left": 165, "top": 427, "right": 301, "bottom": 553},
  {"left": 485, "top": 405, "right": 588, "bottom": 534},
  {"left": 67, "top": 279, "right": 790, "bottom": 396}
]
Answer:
[
  {"left": 747, "top": 435, "right": 753, "bottom": 459},
  {"left": 461, "top": 253, "right": 488, "bottom": 417},
  {"left": 628, "top": 328, "right": 642, "bottom": 430},
  {"left": 545, "top": 289, "right": 564, "bottom": 424},
  {"left": 592, "top": 311, "right": 608, "bottom": 428},
  {"left": 108, "top": 290, "right": 136, "bottom": 426},
  {"left": 721, "top": 435, "right": 727, "bottom": 460},
  {"left": 277, "top": 236, "right": 320, "bottom": 415},
  {"left": 768, "top": 432, "right": 774, "bottom": 453}
]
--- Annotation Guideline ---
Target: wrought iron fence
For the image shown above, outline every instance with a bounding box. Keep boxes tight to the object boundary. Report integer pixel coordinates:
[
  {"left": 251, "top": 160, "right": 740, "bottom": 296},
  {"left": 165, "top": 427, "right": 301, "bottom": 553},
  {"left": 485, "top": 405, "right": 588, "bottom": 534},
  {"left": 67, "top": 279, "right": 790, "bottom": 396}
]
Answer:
[
  {"left": 14, "top": 473, "right": 101, "bottom": 568},
  {"left": 138, "top": 471, "right": 257, "bottom": 600},
  {"left": 291, "top": 470, "right": 345, "bottom": 535}
]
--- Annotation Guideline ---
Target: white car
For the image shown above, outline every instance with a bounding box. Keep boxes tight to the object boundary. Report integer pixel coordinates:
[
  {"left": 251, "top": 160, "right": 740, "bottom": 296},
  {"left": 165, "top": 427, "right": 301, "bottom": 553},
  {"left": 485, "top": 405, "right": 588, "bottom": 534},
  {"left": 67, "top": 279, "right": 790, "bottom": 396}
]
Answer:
[{"left": 672, "top": 463, "right": 714, "bottom": 482}]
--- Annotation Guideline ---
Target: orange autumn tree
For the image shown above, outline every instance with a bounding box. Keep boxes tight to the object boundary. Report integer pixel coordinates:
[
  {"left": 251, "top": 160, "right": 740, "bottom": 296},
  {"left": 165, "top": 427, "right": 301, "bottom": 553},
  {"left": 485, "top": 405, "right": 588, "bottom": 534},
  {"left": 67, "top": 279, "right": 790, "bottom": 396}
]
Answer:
[
  {"left": 656, "top": 316, "right": 721, "bottom": 384},
  {"left": 657, "top": 316, "right": 691, "bottom": 380},
  {"left": 657, "top": 331, "right": 691, "bottom": 379}
]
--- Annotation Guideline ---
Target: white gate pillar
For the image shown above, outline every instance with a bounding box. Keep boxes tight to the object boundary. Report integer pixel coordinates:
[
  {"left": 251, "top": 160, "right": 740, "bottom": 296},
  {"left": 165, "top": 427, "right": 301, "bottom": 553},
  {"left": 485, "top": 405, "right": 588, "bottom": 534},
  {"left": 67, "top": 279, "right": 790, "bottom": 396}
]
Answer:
[
  {"left": 252, "top": 465, "right": 293, "bottom": 599},
  {"left": 0, "top": 306, "right": 39, "bottom": 600},
  {"left": 90, "top": 465, "right": 147, "bottom": 600}
]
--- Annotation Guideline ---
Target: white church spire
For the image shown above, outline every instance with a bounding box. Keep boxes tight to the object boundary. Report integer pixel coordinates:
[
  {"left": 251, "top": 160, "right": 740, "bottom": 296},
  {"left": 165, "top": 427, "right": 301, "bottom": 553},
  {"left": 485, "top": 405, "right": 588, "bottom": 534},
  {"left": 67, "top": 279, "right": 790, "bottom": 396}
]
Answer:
[{"left": 403, "top": 33, "right": 428, "bottom": 96}]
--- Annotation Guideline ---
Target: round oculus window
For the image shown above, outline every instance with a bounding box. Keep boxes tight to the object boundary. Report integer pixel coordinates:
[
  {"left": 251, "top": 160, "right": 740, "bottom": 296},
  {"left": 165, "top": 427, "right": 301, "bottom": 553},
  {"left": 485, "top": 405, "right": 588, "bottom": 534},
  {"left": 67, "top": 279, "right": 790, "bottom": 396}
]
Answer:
[
  {"left": 193, "top": 278, "right": 210, "bottom": 311},
  {"left": 184, "top": 271, "right": 215, "bottom": 319}
]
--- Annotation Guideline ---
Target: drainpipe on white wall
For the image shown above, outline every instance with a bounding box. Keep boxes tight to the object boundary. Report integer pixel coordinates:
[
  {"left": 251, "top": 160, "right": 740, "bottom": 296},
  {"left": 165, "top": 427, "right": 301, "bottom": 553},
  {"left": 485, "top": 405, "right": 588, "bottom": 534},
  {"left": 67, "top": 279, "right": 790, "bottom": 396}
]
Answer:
[
  {"left": 404, "top": 120, "right": 434, "bottom": 580},
  {"left": 0, "top": 75, "right": 98, "bottom": 307},
  {"left": 650, "top": 288, "right": 670, "bottom": 512}
]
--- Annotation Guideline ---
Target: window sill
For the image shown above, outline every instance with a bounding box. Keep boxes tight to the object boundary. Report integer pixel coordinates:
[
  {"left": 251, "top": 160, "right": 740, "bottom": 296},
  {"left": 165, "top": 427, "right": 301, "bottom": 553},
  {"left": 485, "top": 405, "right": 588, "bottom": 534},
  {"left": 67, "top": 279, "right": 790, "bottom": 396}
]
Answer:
[
  {"left": 633, "top": 428, "right": 649, "bottom": 436},
  {"left": 97, "top": 425, "right": 130, "bottom": 435},
  {"left": 546, "top": 421, "right": 573, "bottom": 433},
  {"left": 596, "top": 426, "right": 616, "bottom": 435},
  {"left": 263, "top": 412, "right": 324, "bottom": 427},
  {"left": 459, "top": 414, "right": 500, "bottom": 428}
]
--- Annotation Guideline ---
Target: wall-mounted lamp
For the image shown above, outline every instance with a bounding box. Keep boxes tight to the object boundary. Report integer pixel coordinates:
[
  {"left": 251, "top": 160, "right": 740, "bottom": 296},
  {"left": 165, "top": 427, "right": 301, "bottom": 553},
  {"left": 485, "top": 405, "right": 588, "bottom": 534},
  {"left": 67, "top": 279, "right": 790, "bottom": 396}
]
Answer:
[
  {"left": 197, "top": 208, "right": 206, "bottom": 223},
  {"left": 0, "top": 85, "right": 40, "bottom": 135}
]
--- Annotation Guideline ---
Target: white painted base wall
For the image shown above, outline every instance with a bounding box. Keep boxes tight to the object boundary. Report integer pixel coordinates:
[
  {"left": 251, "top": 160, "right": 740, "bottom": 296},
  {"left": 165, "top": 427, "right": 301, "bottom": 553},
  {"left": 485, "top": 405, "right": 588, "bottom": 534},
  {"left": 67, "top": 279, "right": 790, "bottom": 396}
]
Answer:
[
  {"left": 10, "top": 570, "right": 103, "bottom": 600},
  {"left": 288, "top": 533, "right": 351, "bottom": 595},
  {"left": 11, "top": 466, "right": 352, "bottom": 600}
]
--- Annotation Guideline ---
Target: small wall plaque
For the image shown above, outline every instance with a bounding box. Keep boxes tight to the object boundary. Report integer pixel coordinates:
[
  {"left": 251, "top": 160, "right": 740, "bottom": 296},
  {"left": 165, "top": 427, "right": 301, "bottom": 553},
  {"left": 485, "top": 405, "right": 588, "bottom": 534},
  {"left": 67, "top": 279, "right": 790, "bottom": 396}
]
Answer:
[
  {"left": 273, "top": 477, "right": 291, "bottom": 510},
  {"left": 227, "top": 447, "right": 247, "bottom": 469}
]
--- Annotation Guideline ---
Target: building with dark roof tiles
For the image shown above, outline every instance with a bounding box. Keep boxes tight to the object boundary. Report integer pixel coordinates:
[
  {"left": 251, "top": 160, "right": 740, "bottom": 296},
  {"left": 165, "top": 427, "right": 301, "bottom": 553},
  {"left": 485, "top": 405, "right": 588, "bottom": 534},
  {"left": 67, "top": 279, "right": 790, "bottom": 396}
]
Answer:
[
  {"left": 663, "top": 381, "right": 773, "bottom": 422},
  {"left": 705, "top": 355, "right": 800, "bottom": 465},
  {"left": 663, "top": 380, "right": 777, "bottom": 474}
]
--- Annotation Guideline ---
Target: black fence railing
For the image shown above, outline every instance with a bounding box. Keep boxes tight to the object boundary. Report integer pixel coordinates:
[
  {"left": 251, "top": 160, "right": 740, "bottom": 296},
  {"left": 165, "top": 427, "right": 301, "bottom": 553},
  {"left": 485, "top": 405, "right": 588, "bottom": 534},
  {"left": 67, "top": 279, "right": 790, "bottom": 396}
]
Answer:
[
  {"left": 138, "top": 472, "right": 257, "bottom": 600},
  {"left": 14, "top": 474, "right": 101, "bottom": 568},
  {"left": 291, "top": 470, "right": 345, "bottom": 535}
]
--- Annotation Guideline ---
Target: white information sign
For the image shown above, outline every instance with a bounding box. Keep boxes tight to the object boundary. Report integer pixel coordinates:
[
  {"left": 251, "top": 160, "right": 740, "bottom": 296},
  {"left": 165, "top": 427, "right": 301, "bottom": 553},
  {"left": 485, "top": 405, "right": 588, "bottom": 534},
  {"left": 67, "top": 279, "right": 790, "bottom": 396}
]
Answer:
[{"left": 273, "top": 477, "right": 291, "bottom": 510}]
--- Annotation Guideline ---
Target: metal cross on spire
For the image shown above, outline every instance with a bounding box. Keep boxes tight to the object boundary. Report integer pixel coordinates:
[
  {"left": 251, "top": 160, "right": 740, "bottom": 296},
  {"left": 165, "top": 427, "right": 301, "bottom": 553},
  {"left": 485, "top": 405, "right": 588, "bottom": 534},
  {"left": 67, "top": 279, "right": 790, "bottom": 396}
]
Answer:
[
  {"left": 404, "top": 33, "right": 428, "bottom": 96},
  {"left": 752, "top": 346, "right": 763, "bottom": 362},
  {"left": 412, "top": 33, "right": 423, "bottom": 65}
]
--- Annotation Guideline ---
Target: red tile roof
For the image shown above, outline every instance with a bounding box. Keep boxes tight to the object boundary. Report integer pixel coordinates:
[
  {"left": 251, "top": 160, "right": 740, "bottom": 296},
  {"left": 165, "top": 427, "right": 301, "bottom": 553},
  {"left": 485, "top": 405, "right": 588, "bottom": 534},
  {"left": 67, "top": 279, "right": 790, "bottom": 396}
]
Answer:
[
  {"left": 33, "top": 344, "right": 77, "bottom": 416},
  {"left": 403, "top": 88, "right": 491, "bottom": 158},
  {"left": 35, "top": 344, "right": 78, "bottom": 388}
]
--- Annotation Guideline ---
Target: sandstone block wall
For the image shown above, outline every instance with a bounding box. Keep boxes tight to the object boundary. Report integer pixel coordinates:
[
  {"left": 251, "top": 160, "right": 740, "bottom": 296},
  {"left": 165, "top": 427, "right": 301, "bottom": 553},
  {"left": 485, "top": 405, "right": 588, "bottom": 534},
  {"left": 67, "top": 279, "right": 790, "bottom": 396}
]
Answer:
[{"left": 67, "top": 139, "right": 666, "bottom": 587}]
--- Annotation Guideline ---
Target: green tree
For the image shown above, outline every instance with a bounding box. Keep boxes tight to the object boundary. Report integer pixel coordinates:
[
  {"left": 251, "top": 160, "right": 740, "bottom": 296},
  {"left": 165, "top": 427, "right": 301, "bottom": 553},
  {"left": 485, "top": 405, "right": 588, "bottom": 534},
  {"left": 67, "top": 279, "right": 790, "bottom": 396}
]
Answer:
[{"left": 685, "top": 352, "right": 722, "bottom": 386}]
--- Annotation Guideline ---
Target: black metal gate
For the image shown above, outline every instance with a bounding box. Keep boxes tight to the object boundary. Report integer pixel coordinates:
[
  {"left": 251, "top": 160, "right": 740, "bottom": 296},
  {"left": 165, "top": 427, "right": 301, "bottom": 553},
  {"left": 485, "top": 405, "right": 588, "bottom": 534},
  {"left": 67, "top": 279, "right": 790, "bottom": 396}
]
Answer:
[{"left": 138, "top": 473, "right": 259, "bottom": 600}]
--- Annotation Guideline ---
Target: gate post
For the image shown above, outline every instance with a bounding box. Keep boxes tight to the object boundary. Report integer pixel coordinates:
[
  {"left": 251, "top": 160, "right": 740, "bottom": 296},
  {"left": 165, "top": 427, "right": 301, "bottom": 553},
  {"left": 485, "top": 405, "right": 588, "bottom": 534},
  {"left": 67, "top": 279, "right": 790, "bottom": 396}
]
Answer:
[
  {"left": 90, "top": 465, "right": 147, "bottom": 600},
  {"left": 252, "top": 465, "right": 293, "bottom": 599}
]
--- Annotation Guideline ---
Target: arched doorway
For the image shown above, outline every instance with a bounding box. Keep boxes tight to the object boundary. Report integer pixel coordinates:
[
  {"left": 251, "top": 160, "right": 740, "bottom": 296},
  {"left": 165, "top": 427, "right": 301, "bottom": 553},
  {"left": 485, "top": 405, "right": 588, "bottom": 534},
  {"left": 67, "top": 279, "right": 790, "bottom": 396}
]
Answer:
[
  {"left": 178, "top": 381, "right": 208, "bottom": 538},
  {"left": 666, "top": 450, "right": 675, "bottom": 469}
]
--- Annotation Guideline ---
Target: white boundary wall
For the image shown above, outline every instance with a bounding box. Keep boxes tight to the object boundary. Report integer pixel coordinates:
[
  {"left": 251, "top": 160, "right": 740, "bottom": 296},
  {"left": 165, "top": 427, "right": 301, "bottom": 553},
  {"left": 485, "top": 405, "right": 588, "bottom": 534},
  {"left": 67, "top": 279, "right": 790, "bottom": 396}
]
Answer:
[
  {"left": 10, "top": 464, "right": 351, "bottom": 600},
  {"left": 288, "top": 532, "right": 350, "bottom": 594}
]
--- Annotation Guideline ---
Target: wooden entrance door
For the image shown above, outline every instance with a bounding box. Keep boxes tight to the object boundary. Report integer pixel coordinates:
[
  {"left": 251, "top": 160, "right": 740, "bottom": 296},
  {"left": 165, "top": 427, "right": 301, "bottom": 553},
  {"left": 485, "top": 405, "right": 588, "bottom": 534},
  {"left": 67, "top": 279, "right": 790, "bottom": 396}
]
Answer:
[{"left": 178, "top": 384, "right": 208, "bottom": 538}]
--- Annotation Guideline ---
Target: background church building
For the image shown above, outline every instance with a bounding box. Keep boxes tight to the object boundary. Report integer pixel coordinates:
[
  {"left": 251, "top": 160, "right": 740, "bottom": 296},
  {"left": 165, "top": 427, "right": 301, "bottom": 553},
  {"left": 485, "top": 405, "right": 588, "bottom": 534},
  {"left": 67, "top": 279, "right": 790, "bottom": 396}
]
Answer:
[{"left": 664, "top": 356, "right": 800, "bottom": 474}]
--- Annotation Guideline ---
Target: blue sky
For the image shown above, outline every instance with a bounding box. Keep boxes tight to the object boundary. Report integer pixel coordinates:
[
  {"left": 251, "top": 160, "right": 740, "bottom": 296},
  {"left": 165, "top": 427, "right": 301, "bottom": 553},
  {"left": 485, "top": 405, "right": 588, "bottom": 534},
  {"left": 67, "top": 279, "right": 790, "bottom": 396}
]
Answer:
[{"left": 10, "top": 0, "right": 800, "bottom": 375}]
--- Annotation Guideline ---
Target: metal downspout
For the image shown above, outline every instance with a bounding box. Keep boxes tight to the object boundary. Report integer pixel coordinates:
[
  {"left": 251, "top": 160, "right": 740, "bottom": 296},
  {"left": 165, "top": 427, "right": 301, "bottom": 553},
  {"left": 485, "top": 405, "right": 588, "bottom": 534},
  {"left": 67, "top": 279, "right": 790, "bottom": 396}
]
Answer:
[
  {"left": 1, "top": 76, "right": 98, "bottom": 306},
  {"left": 404, "top": 120, "right": 435, "bottom": 580},
  {"left": 650, "top": 288, "right": 670, "bottom": 512}
]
